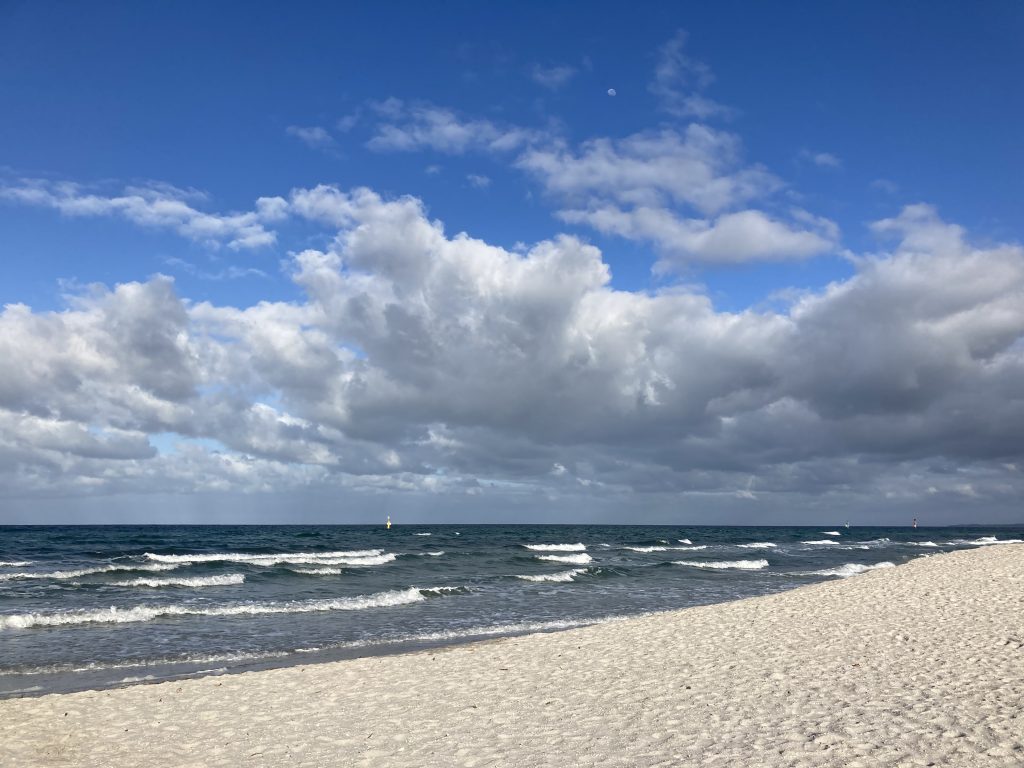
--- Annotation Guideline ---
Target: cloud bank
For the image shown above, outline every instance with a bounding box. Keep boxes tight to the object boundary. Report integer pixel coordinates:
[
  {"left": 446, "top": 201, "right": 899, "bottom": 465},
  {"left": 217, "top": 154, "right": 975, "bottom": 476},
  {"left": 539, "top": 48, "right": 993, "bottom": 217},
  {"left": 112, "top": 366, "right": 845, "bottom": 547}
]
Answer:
[{"left": 1, "top": 190, "right": 1021, "bottom": 520}]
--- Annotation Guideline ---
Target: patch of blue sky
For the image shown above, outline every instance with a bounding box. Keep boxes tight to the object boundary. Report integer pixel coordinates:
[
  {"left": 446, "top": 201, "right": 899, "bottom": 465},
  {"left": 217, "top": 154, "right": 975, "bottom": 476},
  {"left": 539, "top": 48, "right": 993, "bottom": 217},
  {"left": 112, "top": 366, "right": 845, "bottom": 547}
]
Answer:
[{"left": 148, "top": 433, "right": 229, "bottom": 457}]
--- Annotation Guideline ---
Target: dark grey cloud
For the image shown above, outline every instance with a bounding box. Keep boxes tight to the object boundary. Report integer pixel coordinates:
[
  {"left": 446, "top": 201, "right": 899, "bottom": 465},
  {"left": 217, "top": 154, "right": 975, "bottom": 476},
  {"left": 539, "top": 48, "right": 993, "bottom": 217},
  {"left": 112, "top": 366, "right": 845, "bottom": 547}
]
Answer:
[{"left": 4, "top": 187, "right": 1021, "bottom": 523}]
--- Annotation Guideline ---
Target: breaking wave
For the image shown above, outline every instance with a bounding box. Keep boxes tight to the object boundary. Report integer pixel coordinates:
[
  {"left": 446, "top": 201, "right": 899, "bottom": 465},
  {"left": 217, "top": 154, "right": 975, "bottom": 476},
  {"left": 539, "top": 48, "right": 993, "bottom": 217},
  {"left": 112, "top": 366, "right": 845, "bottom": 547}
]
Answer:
[
  {"left": 144, "top": 550, "right": 384, "bottom": 566},
  {"left": 516, "top": 569, "right": 586, "bottom": 583},
  {"left": 0, "top": 563, "right": 179, "bottom": 582},
  {"left": 673, "top": 559, "right": 769, "bottom": 570},
  {"left": 809, "top": 561, "right": 895, "bottom": 578},
  {"left": 535, "top": 553, "right": 592, "bottom": 565},
  {"left": 522, "top": 543, "right": 586, "bottom": 552},
  {"left": 114, "top": 574, "right": 246, "bottom": 589},
  {"left": 0, "top": 586, "right": 455, "bottom": 630},
  {"left": 737, "top": 542, "right": 776, "bottom": 549}
]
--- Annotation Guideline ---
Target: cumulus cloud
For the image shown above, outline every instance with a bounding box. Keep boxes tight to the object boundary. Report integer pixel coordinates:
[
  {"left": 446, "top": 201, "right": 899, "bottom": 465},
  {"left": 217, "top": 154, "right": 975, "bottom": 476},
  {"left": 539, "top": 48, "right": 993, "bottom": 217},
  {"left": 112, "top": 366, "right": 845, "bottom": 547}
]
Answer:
[
  {"left": 3, "top": 187, "right": 1021, "bottom": 519},
  {"left": 519, "top": 127, "right": 836, "bottom": 264},
  {"left": 518, "top": 126, "right": 779, "bottom": 216},
  {"left": 355, "top": 34, "right": 834, "bottom": 267},
  {"left": 559, "top": 206, "right": 836, "bottom": 266},
  {"left": 0, "top": 178, "right": 282, "bottom": 249}
]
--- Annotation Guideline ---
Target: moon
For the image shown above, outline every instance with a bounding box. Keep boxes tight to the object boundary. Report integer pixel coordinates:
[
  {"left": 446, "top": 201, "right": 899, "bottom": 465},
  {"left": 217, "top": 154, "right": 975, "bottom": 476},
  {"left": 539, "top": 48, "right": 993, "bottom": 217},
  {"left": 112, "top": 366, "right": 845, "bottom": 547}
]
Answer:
[{"left": 607, "top": 88, "right": 617, "bottom": 96}]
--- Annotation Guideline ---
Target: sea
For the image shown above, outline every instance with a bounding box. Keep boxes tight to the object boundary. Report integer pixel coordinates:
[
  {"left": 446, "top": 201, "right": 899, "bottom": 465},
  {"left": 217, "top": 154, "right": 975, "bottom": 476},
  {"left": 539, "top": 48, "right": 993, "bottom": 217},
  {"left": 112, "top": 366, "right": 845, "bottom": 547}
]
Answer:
[{"left": 2, "top": 524, "right": 1022, "bottom": 698}]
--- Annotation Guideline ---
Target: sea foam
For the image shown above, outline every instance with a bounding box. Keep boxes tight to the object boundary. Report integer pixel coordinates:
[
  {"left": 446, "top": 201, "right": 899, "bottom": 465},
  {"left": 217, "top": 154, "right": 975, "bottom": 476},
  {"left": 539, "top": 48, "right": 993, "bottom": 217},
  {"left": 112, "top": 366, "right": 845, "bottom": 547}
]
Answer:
[
  {"left": 522, "top": 543, "right": 586, "bottom": 552},
  {"left": 115, "top": 574, "right": 246, "bottom": 588},
  {"left": 0, "top": 561, "right": 31, "bottom": 567},
  {"left": 516, "top": 569, "right": 586, "bottom": 583},
  {"left": 0, "top": 563, "right": 179, "bottom": 582},
  {"left": 535, "top": 553, "right": 592, "bottom": 565},
  {"left": 0, "top": 587, "right": 444, "bottom": 630},
  {"left": 969, "top": 536, "right": 1024, "bottom": 546},
  {"left": 737, "top": 542, "right": 777, "bottom": 549},
  {"left": 809, "top": 561, "right": 895, "bottom": 578},
  {"left": 673, "top": 559, "right": 769, "bottom": 570},
  {"left": 143, "top": 550, "right": 384, "bottom": 565}
]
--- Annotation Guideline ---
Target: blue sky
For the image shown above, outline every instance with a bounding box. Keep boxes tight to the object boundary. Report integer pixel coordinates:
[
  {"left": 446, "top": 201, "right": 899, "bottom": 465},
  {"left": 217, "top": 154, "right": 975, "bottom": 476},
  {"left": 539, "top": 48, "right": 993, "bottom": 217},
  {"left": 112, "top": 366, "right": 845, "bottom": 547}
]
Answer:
[{"left": 1, "top": 2, "right": 1023, "bottom": 523}]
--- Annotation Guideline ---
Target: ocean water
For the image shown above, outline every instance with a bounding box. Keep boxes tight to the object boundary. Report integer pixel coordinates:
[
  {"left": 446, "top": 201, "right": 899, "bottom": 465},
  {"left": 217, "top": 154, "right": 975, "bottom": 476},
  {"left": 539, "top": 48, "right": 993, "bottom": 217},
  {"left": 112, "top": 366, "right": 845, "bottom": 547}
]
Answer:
[{"left": 1, "top": 524, "right": 1021, "bottom": 697}]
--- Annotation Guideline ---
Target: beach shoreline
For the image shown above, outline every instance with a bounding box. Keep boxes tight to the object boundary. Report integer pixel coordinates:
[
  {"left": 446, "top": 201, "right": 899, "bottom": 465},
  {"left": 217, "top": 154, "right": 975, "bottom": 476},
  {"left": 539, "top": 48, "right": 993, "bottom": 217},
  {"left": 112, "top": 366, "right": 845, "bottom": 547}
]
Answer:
[{"left": 2, "top": 543, "right": 1023, "bottom": 767}]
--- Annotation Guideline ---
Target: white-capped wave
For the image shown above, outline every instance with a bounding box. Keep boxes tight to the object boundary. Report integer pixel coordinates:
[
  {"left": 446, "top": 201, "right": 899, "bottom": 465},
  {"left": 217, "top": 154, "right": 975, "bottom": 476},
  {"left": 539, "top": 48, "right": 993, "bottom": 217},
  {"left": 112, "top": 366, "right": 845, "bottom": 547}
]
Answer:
[
  {"left": 802, "top": 540, "right": 840, "bottom": 545},
  {"left": 516, "top": 569, "right": 586, "bottom": 583},
  {"left": 737, "top": 542, "right": 777, "bottom": 549},
  {"left": 413, "top": 533, "right": 432, "bottom": 536},
  {"left": 143, "top": 550, "right": 383, "bottom": 565},
  {"left": 673, "top": 559, "right": 769, "bottom": 570},
  {"left": 677, "top": 539, "right": 692, "bottom": 545},
  {"left": 291, "top": 567, "right": 343, "bottom": 575},
  {"left": 809, "top": 561, "right": 895, "bottom": 578},
  {"left": 911, "top": 541, "right": 939, "bottom": 547},
  {"left": 417, "top": 551, "right": 445, "bottom": 557},
  {"left": 0, "top": 561, "right": 31, "bottom": 567},
  {"left": 535, "top": 553, "right": 592, "bottom": 565},
  {"left": 313, "top": 553, "right": 397, "bottom": 566},
  {"left": 968, "top": 536, "right": 1024, "bottom": 546},
  {"left": 0, "top": 562, "right": 179, "bottom": 582},
  {"left": 115, "top": 574, "right": 246, "bottom": 588},
  {"left": 0, "top": 587, "right": 444, "bottom": 630},
  {"left": 624, "top": 545, "right": 707, "bottom": 553},
  {"left": 286, "top": 553, "right": 397, "bottom": 571},
  {"left": 522, "top": 543, "right": 586, "bottom": 552},
  {"left": 822, "top": 531, "right": 842, "bottom": 536}
]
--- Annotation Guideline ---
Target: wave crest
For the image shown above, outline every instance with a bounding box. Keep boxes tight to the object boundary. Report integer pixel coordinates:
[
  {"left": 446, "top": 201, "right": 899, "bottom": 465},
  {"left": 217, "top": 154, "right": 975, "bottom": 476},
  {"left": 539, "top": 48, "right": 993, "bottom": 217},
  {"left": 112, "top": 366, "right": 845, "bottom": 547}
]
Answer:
[
  {"left": 535, "top": 553, "right": 592, "bottom": 565},
  {"left": 0, "top": 586, "right": 450, "bottom": 630},
  {"left": 673, "top": 559, "right": 768, "bottom": 570}
]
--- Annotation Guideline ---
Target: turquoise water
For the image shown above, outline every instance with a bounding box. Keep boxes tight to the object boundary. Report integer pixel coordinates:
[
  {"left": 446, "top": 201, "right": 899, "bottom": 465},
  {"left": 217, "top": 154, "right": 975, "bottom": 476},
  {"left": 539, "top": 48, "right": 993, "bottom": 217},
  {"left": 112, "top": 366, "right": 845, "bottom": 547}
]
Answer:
[{"left": 1, "top": 524, "right": 1021, "bottom": 697}]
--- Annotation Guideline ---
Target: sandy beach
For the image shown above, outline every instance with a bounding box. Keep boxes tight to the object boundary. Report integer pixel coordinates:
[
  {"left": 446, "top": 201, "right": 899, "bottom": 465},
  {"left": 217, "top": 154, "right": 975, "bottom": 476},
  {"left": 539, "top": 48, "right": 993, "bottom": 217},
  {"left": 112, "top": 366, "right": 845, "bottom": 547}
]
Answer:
[{"left": 2, "top": 543, "right": 1022, "bottom": 767}]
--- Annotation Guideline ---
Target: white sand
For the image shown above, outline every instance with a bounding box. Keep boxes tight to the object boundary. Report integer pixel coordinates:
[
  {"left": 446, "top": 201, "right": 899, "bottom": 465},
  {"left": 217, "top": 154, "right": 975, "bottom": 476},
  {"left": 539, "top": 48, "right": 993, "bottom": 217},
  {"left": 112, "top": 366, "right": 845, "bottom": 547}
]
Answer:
[{"left": 2, "top": 544, "right": 1022, "bottom": 767}]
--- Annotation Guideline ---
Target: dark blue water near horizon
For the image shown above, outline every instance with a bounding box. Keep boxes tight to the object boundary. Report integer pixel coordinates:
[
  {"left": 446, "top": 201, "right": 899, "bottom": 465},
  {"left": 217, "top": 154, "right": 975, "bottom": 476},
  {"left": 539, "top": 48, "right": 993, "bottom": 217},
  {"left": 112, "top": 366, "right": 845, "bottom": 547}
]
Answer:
[{"left": 2, "top": 524, "right": 1022, "bottom": 698}]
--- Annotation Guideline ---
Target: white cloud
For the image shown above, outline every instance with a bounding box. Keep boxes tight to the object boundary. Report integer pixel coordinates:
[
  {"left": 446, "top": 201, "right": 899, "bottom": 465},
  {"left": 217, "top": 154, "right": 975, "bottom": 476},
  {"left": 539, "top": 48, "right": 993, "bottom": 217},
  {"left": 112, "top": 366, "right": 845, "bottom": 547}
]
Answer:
[
  {"left": 519, "top": 127, "right": 837, "bottom": 264},
  {"left": 286, "top": 125, "right": 335, "bottom": 149},
  {"left": 799, "top": 149, "right": 842, "bottom": 168},
  {"left": 559, "top": 206, "right": 836, "bottom": 266},
  {"left": 367, "top": 103, "right": 544, "bottom": 154},
  {"left": 0, "top": 179, "right": 281, "bottom": 249},
  {"left": 2, "top": 183, "right": 1022, "bottom": 516},
  {"left": 518, "top": 126, "right": 779, "bottom": 216},
  {"left": 466, "top": 174, "right": 491, "bottom": 189},
  {"left": 649, "top": 30, "right": 731, "bottom": 120},
  {"left": 531, "top": 64, "right": 576, "bottom": 90}
]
